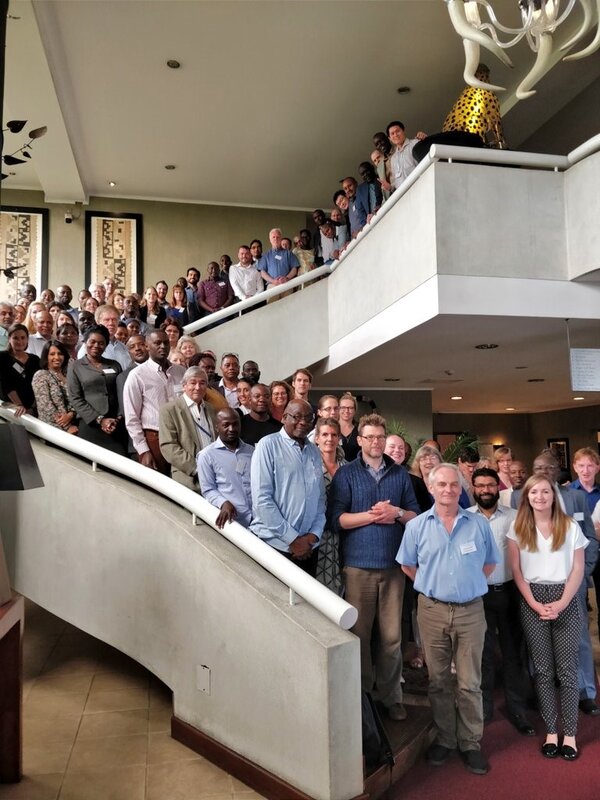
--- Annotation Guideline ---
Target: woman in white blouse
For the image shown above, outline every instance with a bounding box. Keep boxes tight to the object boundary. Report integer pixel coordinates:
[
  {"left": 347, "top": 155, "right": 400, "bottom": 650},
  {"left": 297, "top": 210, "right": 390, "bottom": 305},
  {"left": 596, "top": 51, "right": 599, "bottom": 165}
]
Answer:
[{"left": 507, "top": 475, "right": 587, "bottom": 762}]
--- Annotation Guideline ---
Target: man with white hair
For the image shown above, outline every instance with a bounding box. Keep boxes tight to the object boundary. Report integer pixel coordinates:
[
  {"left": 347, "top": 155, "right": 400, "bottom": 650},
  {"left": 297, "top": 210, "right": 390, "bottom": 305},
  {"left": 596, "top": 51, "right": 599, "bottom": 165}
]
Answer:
[
  {"left": 159, "top": 366, "right": 217, "bottom": 490},
  {"left": 0, "top": 302, "right": 15, "bottom": 352},
  {"left": 257, "top": 228, "right": 299, "bottom": 300},
  {"left": 397, "top": 462, "right": 499, "bottom": 776}
]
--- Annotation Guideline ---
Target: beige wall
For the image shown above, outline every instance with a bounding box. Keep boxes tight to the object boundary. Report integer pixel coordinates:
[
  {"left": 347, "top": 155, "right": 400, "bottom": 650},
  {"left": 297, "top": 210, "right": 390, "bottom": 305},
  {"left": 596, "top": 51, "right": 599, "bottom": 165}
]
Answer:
[{"left": 1, "top": 189, "right": 309, "bottom": 292}]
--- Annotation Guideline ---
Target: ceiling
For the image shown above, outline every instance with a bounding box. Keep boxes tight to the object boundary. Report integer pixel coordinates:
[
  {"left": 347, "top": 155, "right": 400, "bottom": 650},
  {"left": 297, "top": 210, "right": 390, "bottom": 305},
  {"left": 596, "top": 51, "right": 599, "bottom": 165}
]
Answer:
[
  {"left": 3, "top": 0, "right": 600, "bottom": 208},
  {"left": 2, "top": 0, "right": 599, "bottom": 415},
  {"left": 314, "top": 314, "right": 600, "bottom": 414}
]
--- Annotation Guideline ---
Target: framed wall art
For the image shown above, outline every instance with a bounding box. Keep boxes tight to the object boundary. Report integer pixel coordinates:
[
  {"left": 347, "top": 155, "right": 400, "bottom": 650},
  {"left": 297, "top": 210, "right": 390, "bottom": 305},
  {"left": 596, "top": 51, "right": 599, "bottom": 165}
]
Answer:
[
  {"left": 547, "top": 437, "right": 570, "bottom": 471},
  {"left": 85, "top": 211, "right": 143, "bottom": 295},
  {"left": 0, "top": 206, "right": 49, "bottom": 303}
]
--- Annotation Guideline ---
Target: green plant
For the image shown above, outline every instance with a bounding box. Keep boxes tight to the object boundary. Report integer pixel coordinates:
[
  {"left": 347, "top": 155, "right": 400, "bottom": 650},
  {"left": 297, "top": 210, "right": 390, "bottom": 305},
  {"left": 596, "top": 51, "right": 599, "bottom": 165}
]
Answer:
[{"left": 442, "top": 432, "right": 480, "bottom": 464}]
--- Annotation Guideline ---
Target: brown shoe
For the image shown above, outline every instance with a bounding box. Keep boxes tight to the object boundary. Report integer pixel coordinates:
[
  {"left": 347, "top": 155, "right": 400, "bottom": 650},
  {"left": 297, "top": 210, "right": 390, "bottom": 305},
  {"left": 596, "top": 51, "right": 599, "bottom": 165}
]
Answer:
[{"left": 387, "top": 703, "right": 407, "bottom": 721}]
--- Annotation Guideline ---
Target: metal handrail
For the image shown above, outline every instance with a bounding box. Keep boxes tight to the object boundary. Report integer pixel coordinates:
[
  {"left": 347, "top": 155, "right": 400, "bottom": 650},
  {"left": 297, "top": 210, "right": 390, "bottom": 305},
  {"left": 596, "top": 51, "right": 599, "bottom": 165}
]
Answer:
[
  {"left": 183, "top": 135, "right": 600, "bottom": 337},
  {"left": 0, "top": 406, "right": 358, "bottom": 630}
]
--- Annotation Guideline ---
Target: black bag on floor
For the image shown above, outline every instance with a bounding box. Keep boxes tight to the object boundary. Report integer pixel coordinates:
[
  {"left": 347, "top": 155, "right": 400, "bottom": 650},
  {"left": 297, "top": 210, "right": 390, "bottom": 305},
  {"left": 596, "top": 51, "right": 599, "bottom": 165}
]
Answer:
[{"left": 361, "top": 691, "right": 395, "bottom": 769}]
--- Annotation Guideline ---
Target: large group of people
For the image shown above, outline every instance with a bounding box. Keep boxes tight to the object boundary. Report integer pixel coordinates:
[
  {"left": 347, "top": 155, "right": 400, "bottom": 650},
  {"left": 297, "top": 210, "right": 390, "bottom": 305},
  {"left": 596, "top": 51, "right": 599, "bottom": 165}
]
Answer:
[{"left": 2, "top": 279, "right": 600, "bottom": 778}]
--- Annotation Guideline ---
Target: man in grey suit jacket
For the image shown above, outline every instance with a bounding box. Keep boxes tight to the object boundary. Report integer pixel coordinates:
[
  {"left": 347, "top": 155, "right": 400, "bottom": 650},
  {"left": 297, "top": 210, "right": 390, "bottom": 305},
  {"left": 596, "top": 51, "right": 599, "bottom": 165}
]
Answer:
[
  {"left": 159, "top": 367, "right": 217, "bottom": 490},
  {"left": 512, "top": 452, "right": 599, "bottom": 715}
]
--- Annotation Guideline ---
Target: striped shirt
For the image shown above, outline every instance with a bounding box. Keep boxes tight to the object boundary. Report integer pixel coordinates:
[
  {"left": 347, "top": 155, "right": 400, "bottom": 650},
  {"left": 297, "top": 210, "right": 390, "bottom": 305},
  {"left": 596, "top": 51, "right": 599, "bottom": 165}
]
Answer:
[{"left": 123, "top": 358, "right": 185, "bottom": 454}]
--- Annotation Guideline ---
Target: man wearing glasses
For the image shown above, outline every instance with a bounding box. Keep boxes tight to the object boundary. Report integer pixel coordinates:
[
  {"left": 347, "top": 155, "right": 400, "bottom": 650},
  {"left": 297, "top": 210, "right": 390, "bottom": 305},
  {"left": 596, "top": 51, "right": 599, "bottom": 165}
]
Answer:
[
  {"left": 250, "top": 399, "right": 325, "bottom": 576},
  {"left": 329, "top": 413, "right": 420, "bottom": 722}
]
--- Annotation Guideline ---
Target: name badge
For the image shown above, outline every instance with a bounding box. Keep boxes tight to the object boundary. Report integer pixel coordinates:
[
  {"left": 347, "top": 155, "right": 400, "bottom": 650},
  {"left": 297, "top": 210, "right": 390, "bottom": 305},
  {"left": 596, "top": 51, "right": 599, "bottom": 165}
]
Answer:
[
  {"left": 12, "top": 362, "right": 24, "bottom": 374},
  {"left": 275, "top": 254, "right": 282, "bottom": 260},
  {"left": 574, "top": 512, "right": 584, "bottom": 521},
  {"left": 460, "top": 541, "right": 477, "bottom": 555},
  {"left": 218, "top": 281, "right": 226, "bottom": 287},
  {"left": 102, "top": 368, "right": 116, "bottom": 374}
]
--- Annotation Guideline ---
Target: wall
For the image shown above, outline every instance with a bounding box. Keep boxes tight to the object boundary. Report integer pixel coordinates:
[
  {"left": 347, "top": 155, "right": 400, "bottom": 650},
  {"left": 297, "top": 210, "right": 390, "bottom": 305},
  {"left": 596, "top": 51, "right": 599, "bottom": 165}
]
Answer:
[
  {"left": 0, "top": 189, "right": 309, "bottom": 291},
  {"left": 433, "top": 404, "right": 600, "bottom": 473},
  {"left": 2, "top": 439, "right": 362, "bottom": 800},
  {"left": 564, "top": 150, "right": 600, "bottom": 279}
]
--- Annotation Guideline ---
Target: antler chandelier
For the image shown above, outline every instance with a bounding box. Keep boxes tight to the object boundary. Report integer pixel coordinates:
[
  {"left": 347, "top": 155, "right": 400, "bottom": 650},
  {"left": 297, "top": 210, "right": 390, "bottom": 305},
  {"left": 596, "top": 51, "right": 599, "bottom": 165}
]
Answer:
[{"left": 446, "top": 0, "right": 600, "bottom": 99}]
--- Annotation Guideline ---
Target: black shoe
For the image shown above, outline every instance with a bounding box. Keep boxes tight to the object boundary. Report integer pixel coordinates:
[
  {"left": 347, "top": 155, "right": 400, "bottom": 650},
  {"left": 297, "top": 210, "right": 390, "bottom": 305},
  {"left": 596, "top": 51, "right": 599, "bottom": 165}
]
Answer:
[
  {"left": 579, "top": 699, "right": 600, "bottom": 716},
  {"left": 560, "top": 744, "right": 578, "bottom": 761},
  {"left": 460, "top": 749, "right": 489, "bottom": 775},
  {"left": 426, "top": 743, "right": 454, "bottom": 766},
  {"left": 541, "top": 742, "right": 559, "bottom": 759},
  {"left": 511, "top": 715, "right": 536, "bottom": 736}
]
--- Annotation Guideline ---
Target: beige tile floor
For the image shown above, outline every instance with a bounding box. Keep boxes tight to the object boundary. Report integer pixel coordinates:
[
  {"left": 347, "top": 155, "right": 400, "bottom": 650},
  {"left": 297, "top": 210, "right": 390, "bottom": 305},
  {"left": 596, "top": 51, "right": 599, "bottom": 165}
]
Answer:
[{"left": 0, "top": 600, "right": 265, "bottom": 800}]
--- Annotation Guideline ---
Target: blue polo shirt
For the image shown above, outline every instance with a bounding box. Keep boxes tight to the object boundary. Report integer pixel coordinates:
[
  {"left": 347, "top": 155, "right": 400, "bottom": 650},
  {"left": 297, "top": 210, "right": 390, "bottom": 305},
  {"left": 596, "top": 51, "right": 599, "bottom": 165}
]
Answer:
[
  {"left": 570, "top": 479, "right": 600, "bottom": 514},
  {"left": 397, "top": 507, "right": 499, "bottom": 603},
  {"left": 257, "top": 248, "right": 299, "bottom": 281}
]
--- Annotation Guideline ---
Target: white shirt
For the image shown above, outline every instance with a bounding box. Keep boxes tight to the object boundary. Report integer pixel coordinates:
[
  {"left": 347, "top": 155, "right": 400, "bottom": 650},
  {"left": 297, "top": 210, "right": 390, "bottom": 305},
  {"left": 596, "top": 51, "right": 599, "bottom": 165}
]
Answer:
[
  {"left": 229, "top": 263, "right": 264, "bottom": 301},
  {"left": 183, "top": 393, "right": 214, "bottom": 450},
  {"left": 390, "top": 138, "right": 419, "bottom": 189},
  {"left": 468, "top": 503, "right": 516, "bottom": 585},
  {"left": 499, "top": 487, "right": 513, "bottom": 506},
  {"left": 123, "top": 359, "right": 185, "bottom": 454},
  {"left": 27, "top": 332, "right": 51, "bottom": 358},
  {"left": 219, "top": 378, "right": 239, "bottom": 409},
  {"left": 507, "top": 519, "right": 588, "bottom": 584},
  {"left": 592, "top": 499, "right": 600, "bottom": 526}
]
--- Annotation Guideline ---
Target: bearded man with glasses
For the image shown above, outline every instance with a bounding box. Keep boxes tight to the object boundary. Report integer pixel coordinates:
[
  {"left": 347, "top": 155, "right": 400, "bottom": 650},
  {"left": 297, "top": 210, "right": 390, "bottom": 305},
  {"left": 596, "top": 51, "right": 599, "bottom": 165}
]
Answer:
[{"left": 329, "top": 413, "right": 420, "bottom": 722}]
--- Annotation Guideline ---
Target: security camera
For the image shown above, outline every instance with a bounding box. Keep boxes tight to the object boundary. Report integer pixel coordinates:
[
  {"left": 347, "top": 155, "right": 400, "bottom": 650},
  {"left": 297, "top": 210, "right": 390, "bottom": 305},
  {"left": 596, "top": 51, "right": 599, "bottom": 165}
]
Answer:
[{"left": 65, "top": 211, "right": 73, "bottom": 224}]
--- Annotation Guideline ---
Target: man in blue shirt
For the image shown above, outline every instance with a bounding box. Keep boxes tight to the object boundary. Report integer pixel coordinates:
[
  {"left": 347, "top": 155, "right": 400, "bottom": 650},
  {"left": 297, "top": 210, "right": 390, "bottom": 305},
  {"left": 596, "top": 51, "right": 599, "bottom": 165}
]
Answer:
[
  {"left": 329, "top": 413, "right": 420, "bottom": 722},
  {"left": 397, "top": 463, "right": 499, "bottom": 776},
  {"left": 249, "top": 399, "right": 325, "bottom": 576},
  {"left": 258, "top": 228, "right": 299, "bottom": 300},
  {"left": 197, "top": 408, "right": 254, "bottom": 529}
]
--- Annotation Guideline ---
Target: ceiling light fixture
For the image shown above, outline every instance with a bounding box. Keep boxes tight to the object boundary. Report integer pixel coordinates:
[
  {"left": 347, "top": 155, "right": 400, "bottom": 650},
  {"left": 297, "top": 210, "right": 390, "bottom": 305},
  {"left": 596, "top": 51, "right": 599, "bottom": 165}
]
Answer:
[
  {"left": 164, "top": 164, "right": 176, "bottom": 170},
  {"left": 515, "top": 365, "right": 528, "bottom": 369},
  {"left": 384, "top": 377, "right": 401, "bottom": 382},
  {"left": 505, "top": 407, "right": 515, "bottom": 411},
  {"left": 445, "top": 0, "right": 600, "bottom": 99},
  {"left": 573, "top": 396, "right": 585, "bottom": 401},
  {"left": 396, "top": 86, "right": 411, "bottom": 94},
  {"left": 474, "top": 343, "right": 499, "bottom": 350},
  {"left": 451, "top": 395, "right": 463, "bottom": 400},
  {"left": 166, "top": 60, "right": 181, "bottom": 69},
  {"left": 108, "top": 180, "right": 116, "bottom": 187},
  {"left": 527, "top": 378, "right": 545, "bottom": 382}
]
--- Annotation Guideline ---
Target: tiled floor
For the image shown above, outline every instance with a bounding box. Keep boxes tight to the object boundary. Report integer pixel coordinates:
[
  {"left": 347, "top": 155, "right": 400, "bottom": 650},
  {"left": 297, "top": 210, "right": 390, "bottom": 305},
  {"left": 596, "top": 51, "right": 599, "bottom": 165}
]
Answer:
[{"left": 0, "top": 600, "right": 264, "bottom": 800}]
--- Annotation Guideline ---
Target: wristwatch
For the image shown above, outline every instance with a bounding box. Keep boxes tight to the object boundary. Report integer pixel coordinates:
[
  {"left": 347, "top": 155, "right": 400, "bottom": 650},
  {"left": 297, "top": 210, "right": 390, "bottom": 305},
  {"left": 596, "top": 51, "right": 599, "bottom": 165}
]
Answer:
[
  {"left": 395, "top": 509, "right": 405, "bottom": 522},
  {"left": 96, "top": 416, "right": 104, "bottom": 426}
]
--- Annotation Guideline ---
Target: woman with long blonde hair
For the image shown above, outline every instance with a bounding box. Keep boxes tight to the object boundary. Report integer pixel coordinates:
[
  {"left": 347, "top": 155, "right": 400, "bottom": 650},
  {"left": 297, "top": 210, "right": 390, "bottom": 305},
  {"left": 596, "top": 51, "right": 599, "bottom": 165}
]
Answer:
[{"left": 507, "top": 474, "right": 587, "bottom": 761}]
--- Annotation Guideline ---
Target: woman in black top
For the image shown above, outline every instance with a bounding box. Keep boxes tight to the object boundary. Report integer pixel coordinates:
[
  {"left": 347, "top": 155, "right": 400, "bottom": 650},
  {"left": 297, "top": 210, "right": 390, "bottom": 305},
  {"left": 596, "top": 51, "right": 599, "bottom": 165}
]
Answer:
[
  {"left": 0, "top": 323, "right": 40, "bottom": 415},
  {"left": 67, "top": 325, "right": 126, "bottom": 454},
  {"left": 339, "top": 391, "right": 360, "bottom": 461}
]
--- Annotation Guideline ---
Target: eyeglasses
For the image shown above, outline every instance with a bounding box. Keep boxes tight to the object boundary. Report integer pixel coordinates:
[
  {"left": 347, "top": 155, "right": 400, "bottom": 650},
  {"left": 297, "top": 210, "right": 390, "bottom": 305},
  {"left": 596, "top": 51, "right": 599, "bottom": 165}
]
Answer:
[
  {"left": 285, "top": 413, "right": 314, "bottom": 423},
  {"left": 360, "top": 435, "right": 386, "bottom": 442},
  {"left": 473, "top": 483, "right": 498, "bottom": 490}
]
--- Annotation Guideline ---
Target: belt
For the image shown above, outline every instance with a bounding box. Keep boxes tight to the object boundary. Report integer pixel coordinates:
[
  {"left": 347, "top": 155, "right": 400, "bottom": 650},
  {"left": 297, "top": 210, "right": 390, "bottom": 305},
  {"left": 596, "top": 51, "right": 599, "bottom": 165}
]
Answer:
[
  {"left": 488, "top": 580, "right": 514, "bottom": 592},
  {"left": 428, "top": 596, "right": 479, "bottom": 607}
]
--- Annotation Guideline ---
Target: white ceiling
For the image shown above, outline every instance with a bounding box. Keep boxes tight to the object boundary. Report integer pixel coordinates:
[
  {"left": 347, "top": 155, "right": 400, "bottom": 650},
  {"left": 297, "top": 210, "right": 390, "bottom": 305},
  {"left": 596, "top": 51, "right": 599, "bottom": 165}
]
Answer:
[
  {"left": 314, "top": 314, "right": 600, "bottom": 414},
  {"left": 3, "top": 0, "right": 600, "bottom": 208},
  {"left": 2, "top": 0, "right": 599, "bottom": 415}
]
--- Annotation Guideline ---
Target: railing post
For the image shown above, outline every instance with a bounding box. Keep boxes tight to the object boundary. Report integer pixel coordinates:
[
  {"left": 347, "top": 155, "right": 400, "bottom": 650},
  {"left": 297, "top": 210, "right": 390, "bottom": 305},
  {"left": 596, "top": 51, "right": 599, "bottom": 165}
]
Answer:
[
  {"left": 289, "top": 588, "right": 298, "bottom": 605},
  {"left": 91, "top": 461, "right": 98, "bottom": 472}
]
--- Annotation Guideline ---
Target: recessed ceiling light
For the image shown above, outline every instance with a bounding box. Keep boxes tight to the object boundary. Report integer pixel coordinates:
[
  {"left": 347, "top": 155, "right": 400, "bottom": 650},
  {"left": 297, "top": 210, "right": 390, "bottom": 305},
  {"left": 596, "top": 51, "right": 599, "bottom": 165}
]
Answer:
[
  {"left": 474, "top": 343, "right": 499, "bottom": 350},
  {"left": 505, "top": 407, "right": 515, "bottom": 411},
  {"left": 108, "top": 180, "right": 116, "bottom": 187},
  {"left": 528, "top": 378, "right": 545, "bottom": 383},
  {"left": 397, "top": 86, "right": 411, "bottom": 94},
  {"left": 384, "top": 377, "right": 400, "bottom": 382},
  {"left": 164, "top": 164, "right": 176, "bottom": 170},
  {"left": 451, "top": 395, "right": 463, "bottom": 400},
  {"left": 166, "top": 60, "right": 181, "bottom": 69},
  {"left": 515, "top": 366, "right": 528, "bottom": 369},
  {"left": 573, "top": 396, "right": 585, "bottom": 401}
]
